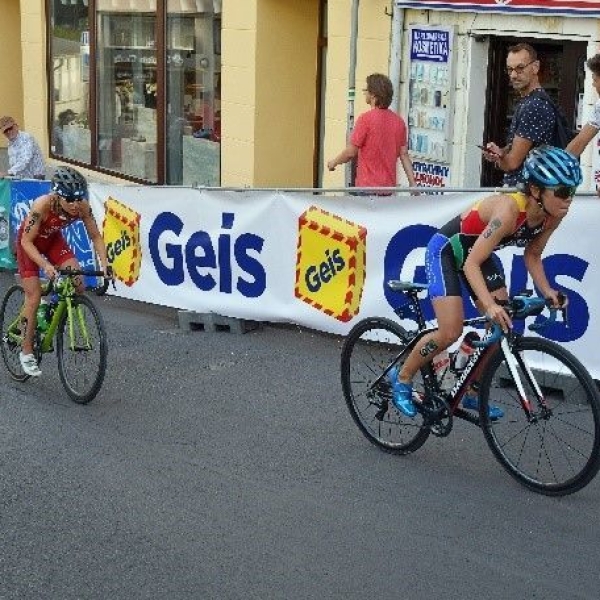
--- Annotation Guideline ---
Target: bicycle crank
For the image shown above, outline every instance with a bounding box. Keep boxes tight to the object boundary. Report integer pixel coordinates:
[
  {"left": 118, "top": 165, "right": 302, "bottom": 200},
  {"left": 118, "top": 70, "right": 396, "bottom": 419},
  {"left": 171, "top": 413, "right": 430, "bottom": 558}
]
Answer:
[{"left": 421, "top": 394, "right": 453, "bottom": 437}]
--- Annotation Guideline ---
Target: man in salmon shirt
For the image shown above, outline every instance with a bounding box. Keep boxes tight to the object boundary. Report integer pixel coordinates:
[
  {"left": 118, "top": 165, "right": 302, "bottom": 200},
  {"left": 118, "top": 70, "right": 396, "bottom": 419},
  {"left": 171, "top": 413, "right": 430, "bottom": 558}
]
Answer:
[{"left": 327, "top": 73, "right": 418, "bottom": 194}]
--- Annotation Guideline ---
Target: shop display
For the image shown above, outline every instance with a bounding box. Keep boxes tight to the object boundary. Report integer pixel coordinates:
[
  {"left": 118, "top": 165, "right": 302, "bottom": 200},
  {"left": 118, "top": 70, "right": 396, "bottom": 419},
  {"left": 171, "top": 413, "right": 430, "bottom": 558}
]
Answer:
[{"left": 407, "top": 25, "right": 455, "bottom": 165}]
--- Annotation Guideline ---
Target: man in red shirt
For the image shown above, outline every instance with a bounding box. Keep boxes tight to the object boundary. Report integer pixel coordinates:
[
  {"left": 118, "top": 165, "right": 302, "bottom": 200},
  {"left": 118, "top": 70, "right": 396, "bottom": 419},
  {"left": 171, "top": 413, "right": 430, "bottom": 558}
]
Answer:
[{"left": 327, "top": 73, "right": 418, "bottom": 194}]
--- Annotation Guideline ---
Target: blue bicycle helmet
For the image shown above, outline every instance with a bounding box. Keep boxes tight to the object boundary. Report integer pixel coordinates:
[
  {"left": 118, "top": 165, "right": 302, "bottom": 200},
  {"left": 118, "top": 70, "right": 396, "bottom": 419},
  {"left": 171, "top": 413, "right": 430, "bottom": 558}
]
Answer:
[
  {"left": 52, "top": 166, "right": 88, "bottom": 200},
  {"left": 521, "top": 145, "right": 582, "bottom": 189}
]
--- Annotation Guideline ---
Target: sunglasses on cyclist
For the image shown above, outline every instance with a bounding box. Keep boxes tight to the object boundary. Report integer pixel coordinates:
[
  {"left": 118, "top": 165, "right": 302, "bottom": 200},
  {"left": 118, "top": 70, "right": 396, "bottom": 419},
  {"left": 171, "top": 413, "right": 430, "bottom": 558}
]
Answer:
[
  {"left": 58, "top": 194, "right": 84, "bottom": 204},
  {"left": 547, "top": 186, "right": 576, "bottom": 200}
]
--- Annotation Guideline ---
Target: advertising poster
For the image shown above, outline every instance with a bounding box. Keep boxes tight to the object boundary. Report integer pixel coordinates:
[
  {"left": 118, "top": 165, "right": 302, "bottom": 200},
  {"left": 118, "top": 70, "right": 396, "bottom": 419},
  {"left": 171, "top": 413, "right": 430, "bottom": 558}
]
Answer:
[{"left": 6, "top": 180, "right": 94, "bottom": 279}]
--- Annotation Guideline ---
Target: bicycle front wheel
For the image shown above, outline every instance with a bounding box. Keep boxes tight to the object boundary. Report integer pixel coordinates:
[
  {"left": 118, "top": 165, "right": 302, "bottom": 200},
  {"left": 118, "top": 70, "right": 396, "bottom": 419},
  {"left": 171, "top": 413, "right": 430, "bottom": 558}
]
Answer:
[
  {"left": 341, "top": 317, "right": 430, "bottom": 455},
  {"left": 0, "top": 284, "right": 30, "bottom": 382},
  {"left": 480, "top": 336, "right": 600, "bottom": 496},
  {"left": 57, "top": 295, "right": 108, "bottom": 404}
]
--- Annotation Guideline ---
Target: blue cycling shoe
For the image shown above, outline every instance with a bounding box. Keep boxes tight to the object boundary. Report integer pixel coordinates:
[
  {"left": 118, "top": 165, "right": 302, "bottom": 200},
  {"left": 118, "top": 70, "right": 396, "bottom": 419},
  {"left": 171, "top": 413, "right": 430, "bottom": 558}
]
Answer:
[
  {"left": 386, "top": 367, "right": 417, "bottom": 418},
  {"left": 462, "top": 394, "right": 504, "bottom": 420}
]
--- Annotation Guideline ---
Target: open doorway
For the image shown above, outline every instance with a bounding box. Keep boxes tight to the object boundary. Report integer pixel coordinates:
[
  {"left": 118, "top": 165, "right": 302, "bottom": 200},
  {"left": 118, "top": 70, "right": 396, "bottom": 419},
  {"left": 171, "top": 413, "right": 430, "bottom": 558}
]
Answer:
[{"left": 481, "top": 37, "right": 587, "bottom": 187}]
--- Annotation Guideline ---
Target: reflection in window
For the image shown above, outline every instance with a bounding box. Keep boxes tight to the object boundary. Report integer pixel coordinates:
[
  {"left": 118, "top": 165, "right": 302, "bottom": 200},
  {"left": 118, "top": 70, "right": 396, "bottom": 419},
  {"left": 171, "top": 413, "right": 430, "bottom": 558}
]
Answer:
[
  {"left": 49, "top": 1, "right": 91, "bottom": 163},
  {"left": 167, "top": 1, "right": 221, "bottom": 185},
  {"left": 47, "top": 0, "right": 221, "bottom": 184},
  {"left": 97, "top": 8, "right": 158, "bottom": 180}
]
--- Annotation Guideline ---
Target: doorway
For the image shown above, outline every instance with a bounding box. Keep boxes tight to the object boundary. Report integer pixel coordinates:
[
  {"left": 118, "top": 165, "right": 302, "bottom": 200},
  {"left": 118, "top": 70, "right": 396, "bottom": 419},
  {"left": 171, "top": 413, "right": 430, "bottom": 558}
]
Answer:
[{"left": 481, "top": 37, "right": 587, "bottom": 187}]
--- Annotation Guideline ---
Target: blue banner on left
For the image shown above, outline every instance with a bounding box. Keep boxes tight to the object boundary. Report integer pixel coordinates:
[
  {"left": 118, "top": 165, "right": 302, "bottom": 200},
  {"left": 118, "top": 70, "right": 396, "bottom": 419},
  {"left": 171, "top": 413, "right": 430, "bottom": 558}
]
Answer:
[{"left": 1, "top": 179, "right": 93, "bottom": 274}]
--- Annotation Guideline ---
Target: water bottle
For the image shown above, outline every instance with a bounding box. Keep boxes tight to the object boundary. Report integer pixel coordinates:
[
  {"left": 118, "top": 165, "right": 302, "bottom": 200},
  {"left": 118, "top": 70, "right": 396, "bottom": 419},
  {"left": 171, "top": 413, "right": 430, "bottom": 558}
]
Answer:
[
  {"left": 433, "top": 349, "right": 455, "bottom": 392},
  {"left": 48, "top": 290, "right": 60, "bottom": 308},
  {"left": 454, "top": 331, "right": 481, "bottom": 371},
  {"left": 36, "top": 299, "right": 50, "bottom": 332}
]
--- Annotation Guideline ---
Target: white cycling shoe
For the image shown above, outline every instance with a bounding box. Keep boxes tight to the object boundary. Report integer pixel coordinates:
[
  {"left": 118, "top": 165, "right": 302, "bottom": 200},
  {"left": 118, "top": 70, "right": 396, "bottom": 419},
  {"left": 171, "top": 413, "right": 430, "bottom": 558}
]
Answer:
[{"left": 19, "top": 352, "right": 42, "bottom": 377}]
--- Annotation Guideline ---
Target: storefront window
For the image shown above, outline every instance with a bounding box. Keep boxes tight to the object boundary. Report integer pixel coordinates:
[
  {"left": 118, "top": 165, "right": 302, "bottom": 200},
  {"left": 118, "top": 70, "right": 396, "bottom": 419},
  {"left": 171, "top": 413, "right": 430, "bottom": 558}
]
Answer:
[
  {"left": 167, "top": 0, "right": 221, "bottom": 185},
  {"left": 49, "top": 0, "right": 91, "bottom": 163},
  {"left": 48, "top": 0, "right": 221, "bottom": 184},
  {"left": 97, "top": 2, "right": 158, "bottom": 180}
]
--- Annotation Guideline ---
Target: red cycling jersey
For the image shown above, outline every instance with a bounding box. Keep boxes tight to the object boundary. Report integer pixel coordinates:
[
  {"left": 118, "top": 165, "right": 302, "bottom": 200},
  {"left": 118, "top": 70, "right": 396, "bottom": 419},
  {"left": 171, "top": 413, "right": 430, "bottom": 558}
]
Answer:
[{"left": 16, "top": 197, "right": 84, "bottom": 278}]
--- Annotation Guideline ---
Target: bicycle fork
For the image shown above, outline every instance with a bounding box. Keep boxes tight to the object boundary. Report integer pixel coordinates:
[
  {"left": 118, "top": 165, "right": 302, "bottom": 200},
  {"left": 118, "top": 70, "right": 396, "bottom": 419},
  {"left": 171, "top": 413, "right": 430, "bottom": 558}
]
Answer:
[
  {"left": 66, "top": 299, "right": 92, "bottom": 351},
  {"left": 501, "top": 337, "right": 549, "bottom": 421}
]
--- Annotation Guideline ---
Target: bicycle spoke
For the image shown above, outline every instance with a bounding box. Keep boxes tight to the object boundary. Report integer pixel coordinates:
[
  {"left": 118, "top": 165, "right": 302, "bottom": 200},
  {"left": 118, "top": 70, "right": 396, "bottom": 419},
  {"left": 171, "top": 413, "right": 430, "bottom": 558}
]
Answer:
[
  {"left": 341, "top": 317, "right": 429, "bottom": 455},
  {"left": 481, "top": 337, "right": 600, "bottom": 495},
  {"left": 57, "top": 296, "right": 107, "bottom": 404},
  {"left": 0, "top": 285, "right": 30, "bottom": 382}
]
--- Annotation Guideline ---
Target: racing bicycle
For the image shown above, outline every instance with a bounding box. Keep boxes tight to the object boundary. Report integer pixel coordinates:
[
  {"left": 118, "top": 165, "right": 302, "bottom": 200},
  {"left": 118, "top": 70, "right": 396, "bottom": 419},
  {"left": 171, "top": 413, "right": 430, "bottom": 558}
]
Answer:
[
  {"left": 0, "top": 268, "right": 110, "bottom": 404},
  {"left": 341, "top": 280, "right": 600, "bottom": 496}
]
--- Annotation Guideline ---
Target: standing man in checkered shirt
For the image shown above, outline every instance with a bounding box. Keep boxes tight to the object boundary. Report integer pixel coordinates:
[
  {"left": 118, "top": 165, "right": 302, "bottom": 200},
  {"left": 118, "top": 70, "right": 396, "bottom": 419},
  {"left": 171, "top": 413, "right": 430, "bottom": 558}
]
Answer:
[{"left": 0, "top": 116, "right": 46, "bottom": 180}]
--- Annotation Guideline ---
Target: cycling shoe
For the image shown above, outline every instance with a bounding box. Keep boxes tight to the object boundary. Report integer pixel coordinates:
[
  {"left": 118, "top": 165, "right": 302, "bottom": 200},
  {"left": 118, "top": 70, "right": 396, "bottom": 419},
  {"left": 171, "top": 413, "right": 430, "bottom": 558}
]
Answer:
[{"left": 386, "top": 367, "right": 417, "bottom": 418}]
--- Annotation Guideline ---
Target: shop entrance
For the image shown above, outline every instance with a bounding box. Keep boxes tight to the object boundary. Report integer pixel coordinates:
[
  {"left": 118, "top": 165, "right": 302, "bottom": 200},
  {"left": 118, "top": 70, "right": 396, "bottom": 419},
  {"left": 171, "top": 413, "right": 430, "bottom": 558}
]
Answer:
[{"left": 481, "top": 37, "right": 587, "bottom": 187}]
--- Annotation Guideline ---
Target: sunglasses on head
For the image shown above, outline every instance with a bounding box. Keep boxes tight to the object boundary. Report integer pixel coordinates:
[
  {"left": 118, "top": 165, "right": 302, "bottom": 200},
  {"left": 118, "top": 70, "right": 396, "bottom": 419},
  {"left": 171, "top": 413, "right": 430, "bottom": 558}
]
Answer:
[{"left": 548, "top": 186, "right": 576, "bottom": 200}]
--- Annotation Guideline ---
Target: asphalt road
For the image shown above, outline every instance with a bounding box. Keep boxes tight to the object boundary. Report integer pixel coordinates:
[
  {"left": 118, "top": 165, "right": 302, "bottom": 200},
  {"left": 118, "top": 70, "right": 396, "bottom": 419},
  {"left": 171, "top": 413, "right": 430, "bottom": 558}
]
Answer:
[{"left": 1, "top": 271, "right": 599, "bottom": 600}]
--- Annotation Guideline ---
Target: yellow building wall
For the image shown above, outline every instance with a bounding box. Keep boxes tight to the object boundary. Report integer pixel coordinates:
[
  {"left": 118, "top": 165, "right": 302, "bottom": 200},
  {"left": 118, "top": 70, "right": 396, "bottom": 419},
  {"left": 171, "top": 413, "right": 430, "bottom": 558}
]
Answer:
[
  {"left": 322, "top": 0, "right": 392, "bottom": 188},
  {"left": 221, "top": 0, "right": 258, "bottom": 186},
  {"left": 21, "top": 0, "right": 48, "bottom": 153},
  {"left": 253, "top": 0, "right": 319, "bottom": 187},
  {"left": 0, "top": 0, "right": 24, "bottom": 152},
  {"left": 221, "top": 0, "right": 319, "bottom": 188}
]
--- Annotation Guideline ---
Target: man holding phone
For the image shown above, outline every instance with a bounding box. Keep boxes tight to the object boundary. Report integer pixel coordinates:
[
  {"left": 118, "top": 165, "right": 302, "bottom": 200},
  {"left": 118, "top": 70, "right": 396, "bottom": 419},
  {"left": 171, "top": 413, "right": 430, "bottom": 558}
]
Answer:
[{"left": 482, "top": 43, "right": 556, "bottom": 186}]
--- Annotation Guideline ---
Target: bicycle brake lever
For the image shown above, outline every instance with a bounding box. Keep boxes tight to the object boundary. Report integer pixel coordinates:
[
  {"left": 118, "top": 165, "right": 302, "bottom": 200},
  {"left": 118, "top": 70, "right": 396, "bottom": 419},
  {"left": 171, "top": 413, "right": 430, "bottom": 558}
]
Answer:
[{"left": 556, "top": 292, "right": 569, "bottom": 329}]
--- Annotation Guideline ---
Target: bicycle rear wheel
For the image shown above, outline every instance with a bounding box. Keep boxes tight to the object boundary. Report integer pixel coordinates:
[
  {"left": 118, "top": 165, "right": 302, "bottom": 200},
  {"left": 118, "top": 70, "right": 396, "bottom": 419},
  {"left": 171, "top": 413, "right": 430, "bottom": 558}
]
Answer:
[
  {"left": 0, "top": 284, "right": 30, "bottom": 382},
  {"left": 480, "top": 336, "right": 600, "bottom": 495},
  {"left": 57, "top": 294, "right": 107, "bottom": 404},
  {"left": 341, "top": 317, "right": 430, "bottom": 454}
]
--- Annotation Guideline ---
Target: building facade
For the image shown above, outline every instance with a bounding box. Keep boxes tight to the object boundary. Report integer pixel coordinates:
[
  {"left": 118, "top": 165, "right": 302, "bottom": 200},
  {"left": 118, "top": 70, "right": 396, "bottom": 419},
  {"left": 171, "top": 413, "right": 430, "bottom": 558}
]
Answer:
[{"left": 1, "top": 0, "right": 600, "bottom": 190}]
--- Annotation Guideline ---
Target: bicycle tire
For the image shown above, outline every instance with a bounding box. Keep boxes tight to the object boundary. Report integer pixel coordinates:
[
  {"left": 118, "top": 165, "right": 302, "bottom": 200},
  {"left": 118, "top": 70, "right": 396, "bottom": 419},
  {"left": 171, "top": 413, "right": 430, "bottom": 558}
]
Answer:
[
  {"left": 479, "top": 336, "right": 600, "bottom": 496},
  {"left": 57, "top": 294, "right": 108, "bottom": 404},
  {"left": 0, "top": 284, "right": 30, "bottom": 382},
  {"left": 341, "top": 317, "right": 430, "bottom": 455}
]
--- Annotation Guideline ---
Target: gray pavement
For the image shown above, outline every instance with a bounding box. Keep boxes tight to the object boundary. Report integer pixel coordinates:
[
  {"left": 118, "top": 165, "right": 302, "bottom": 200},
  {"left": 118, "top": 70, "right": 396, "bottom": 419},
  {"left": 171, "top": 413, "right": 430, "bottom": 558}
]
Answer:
[{"left": 1, "top": 270, "right": 600, "bottom": 599}]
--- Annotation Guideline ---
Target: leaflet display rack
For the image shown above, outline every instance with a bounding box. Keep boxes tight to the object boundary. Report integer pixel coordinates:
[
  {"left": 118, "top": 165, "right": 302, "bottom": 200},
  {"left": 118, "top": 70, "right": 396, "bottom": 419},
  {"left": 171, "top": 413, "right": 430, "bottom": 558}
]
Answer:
[{"left": 406, "top": 25, "right": 456, "bottom": 165}]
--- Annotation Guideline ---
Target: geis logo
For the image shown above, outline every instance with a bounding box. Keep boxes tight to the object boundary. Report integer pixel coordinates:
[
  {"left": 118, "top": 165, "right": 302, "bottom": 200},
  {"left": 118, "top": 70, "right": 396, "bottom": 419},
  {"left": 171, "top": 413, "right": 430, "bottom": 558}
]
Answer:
[
  {"left": 102, "top": 196, "right": 142, "bottom": 287},
  {"left": 295, "top": 206, "right": 367, "bottom": 322}
]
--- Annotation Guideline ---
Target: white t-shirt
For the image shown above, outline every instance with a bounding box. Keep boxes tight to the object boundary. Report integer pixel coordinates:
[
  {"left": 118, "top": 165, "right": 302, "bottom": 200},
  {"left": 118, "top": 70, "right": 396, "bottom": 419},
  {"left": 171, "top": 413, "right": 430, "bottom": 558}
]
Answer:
[{"left": 587, "top": 98, "right": 600, "bottom": 129}]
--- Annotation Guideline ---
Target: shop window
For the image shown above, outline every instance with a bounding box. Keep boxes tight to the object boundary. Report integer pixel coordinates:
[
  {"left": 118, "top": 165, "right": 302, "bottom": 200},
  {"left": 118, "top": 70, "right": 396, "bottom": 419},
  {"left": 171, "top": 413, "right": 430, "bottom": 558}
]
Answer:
[
  {"left": 166, "top": 4, "right": 221, "bottom": 185},
  {"left": 47, "top": 0, "right": 221, "bottom": 184},
  {"left": 48, "top": 0, "right": 91, "bottom": 161},
  {"left": 97, "top": 8, "right": 158, "bottom": 180}
]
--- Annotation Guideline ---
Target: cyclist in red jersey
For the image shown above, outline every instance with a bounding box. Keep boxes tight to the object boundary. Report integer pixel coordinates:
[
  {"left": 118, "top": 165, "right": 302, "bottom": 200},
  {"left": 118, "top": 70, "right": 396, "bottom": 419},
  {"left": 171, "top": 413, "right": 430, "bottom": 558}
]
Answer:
[
  {"left": 16, "top": 166, "right": 111, "bottom": 377},
  {"left": 387, "top": 146, "right": 582, "bottom": 418}
]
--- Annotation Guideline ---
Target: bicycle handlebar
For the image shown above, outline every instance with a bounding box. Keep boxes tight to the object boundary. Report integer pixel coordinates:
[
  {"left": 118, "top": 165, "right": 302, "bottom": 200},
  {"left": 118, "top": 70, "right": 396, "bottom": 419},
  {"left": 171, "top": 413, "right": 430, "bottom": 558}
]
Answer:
[
  {"left": 44, "top": 268, "right": 115, "bottom": 296},
  {"left": 57, "top": 268, "right": 106, "bottom": 277},
  {"left": 471, "top": 293, "right": 567, "bottom": 348}
]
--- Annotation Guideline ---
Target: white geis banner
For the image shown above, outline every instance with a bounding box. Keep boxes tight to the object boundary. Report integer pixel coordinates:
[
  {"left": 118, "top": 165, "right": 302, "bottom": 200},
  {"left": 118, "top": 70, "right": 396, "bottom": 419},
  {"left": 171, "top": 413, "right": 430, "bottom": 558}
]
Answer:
[{"left": 89, "top": 185, "right": 599, "bottom": 377}]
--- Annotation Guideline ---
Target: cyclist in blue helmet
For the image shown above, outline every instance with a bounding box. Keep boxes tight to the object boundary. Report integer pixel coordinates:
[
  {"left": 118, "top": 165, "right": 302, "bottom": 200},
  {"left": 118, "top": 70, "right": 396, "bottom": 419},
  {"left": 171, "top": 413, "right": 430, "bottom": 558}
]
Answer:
[{"left": 388, "top": 145, "right": 582, "bottom": 418}]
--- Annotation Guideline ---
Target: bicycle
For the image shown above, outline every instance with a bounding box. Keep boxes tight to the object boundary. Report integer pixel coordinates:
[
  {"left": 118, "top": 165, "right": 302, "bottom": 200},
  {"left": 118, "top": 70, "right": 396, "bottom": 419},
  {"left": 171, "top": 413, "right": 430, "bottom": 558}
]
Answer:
[
  {"left": 341, "top": 280, "right": 600, "bottom": 496},
  {"left": 0, "top": 268, "right": 110, "bottom": 404}
]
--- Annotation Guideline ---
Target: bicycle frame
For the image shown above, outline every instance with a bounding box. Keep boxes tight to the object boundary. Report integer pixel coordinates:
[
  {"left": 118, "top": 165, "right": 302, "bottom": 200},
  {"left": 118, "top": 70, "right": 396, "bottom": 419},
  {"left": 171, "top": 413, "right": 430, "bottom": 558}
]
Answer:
[
  {"left": 38, "top": 276, "right": 96, "bottom": 354},
  {"left": 379, "top": 286, "right": 553, "bottom": 427},
  {"left": 377, "top": 316, "right": 496, "bottom": 422}
]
